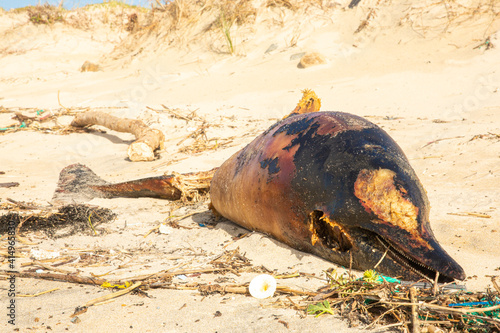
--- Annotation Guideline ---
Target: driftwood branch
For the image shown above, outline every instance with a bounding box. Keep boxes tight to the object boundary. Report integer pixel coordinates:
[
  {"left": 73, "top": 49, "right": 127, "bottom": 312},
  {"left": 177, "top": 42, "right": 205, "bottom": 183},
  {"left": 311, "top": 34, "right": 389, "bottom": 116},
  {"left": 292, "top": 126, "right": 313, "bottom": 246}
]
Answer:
[
  {"left": 4, "top": 270, "right": 107, "bottom": 285},
  {"left": 0, "top": 182, "right": 19, "bottom": 188},
  {"left": 71, "top": 111, "right": 164, "bottom": 162}
]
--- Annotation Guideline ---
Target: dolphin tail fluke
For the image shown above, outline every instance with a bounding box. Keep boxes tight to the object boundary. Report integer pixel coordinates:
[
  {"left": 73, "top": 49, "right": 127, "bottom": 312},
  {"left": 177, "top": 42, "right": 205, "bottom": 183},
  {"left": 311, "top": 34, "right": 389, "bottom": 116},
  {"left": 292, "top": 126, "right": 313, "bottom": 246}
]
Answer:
[
  {"left": 52, "top": 163, "right": 112, "bottom": 204},
  {"left": 52, "top": 163, "right": 216, "bottom": 204}
]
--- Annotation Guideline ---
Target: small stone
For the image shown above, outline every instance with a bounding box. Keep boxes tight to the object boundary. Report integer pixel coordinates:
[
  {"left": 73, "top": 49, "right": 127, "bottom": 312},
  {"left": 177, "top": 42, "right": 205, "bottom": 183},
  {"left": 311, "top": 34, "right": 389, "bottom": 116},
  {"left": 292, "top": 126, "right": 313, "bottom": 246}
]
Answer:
[
  {"left": 290, "top": 52, "right": 306, "bottom": 61},
  {"left": 265, "top": 43, "right": 278, "bottom": 54},
  {"left": 80, "top": 61, "right": 101, "bottom": 72},
  {"left": 298, "top": 52, "right": 327, "bottom": 68}
]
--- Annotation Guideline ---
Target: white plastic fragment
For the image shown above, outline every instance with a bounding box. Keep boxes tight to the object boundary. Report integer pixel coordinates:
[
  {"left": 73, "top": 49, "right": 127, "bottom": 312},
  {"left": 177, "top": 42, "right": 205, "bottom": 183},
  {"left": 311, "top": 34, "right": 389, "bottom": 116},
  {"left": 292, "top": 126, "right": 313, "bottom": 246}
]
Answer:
[
  {"left": 30, "top": 249, "right": 61, "bottom": 260},
  {"left": 158, "top": 224, "right": 172, "bottom": 235},
  {"left": 249, "top": 274, "right": 277, "bottom": 299}
]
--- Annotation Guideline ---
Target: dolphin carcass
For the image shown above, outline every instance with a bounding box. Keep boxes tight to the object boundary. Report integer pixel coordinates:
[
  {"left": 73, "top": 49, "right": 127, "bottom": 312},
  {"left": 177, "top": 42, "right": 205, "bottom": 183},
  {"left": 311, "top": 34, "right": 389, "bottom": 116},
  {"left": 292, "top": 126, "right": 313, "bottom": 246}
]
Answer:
[{"left": 53, "top": 91, "right": 465, "bottom": 282}]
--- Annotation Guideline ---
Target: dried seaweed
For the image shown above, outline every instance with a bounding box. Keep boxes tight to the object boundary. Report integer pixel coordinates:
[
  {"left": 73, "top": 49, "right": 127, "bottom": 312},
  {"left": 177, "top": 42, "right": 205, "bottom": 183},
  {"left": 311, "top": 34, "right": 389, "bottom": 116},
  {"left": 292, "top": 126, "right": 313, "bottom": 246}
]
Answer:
[{"left": 0, "top": 204, "right": 116, "bottom": 238}]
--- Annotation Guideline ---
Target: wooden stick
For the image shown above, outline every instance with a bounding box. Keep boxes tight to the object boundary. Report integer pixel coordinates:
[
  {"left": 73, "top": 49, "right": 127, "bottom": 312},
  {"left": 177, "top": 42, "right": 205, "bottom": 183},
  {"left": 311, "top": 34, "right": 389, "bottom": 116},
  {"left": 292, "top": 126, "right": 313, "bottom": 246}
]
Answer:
[
  {"left": 410, "top": 287, "right": 419, "bottom": 333},
  {"left": 492, "top": 276, "right": 500, "bottom": 296},
  {"left": 120, "top": 267, "right": 230, "bottom": 283},
  {"left": 433, "top": 271, "right": 439, "bottom": 296},
  {"left": 0, "top": 182, "right": 19, "bottom": 188},
  {"left": 381, "top": 300, "right": 500, "bottom": 315},
  {"left": 168, "top": 283, "right": 316, "bottom": 297},
  {"left": 71, "top": 111, "right": 164, "bottom": 162},
  {"left": 2, "top": 270, "right": 106, "bottom": 286},
  {"left": 29, "top": 260, "right": 78, "bottom": 274}
]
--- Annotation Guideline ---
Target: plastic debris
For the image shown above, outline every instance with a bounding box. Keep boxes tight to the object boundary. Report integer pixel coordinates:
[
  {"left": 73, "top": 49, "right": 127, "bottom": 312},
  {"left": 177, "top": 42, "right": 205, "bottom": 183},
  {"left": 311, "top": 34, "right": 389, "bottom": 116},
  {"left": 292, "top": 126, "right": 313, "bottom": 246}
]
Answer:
[
  {"left": 30, "top": 248, "right": 61, "bottom": 260},
  {"left": 158, "top": 224, "right": 172, "bottom": 234},
  {"left": 101, "top": 281, "right": 132, "bottom": 289},
  {"left": 249, "top": 274, "right": 276, "bottom": 299}
]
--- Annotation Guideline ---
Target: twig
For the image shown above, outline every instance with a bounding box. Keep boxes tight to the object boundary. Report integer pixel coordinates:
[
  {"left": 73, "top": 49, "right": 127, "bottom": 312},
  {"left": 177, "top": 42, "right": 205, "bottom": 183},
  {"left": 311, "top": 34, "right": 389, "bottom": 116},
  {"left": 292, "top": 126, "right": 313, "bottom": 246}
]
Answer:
[
  {"left": 154, "top": 0, "right": 166, "bottom": 10},
  {"left": 7, "top": 197, "right": 50, "bottom": 210},
  {"left": 28, "top": 260, "right": 78, "bottom": 274},
  {"left": 447, "top": 212, "right": 491, "bottom": 218},
  {"left": 420, "top": 136, "right": 464, "bottom": 148},
  {"left": 373, "top": 322, "right": 407, "bottom": 331},
  {"left": 373, "top": 248, "right": 388, "bottom": 269},
  {"left": 123, "top": 267, "right": 231, "bottom": 283},
  {"left": 275, "top": 272, "right": 300, "bottom": 279},
  {"left": 158, "top": 105, "right": 191, "bottom": 121},
  {"left": 2, "top": 270, "right": 106, "bottom": 286},
  {"left": 410, "top": 287, "right": 419, "bottom": 333},
  {"left": 433, "top": 272, "right": 439, "bottom": 296},
  {"left": 276, "top": 286, "right": 317, "bottom": 296},
  {"left": 365, "top": 307, "right": 400, "bottom": 329},
  {"left": 168, "top": 283, "right": 316, "bottom": 297},
  {"left": 18, "top": 287, "right": 60, "bottom": 297},
  {"left": 492, "top": 276, "right": 500, "bottom": 296},
  {"left": 0, "top": 182, "right": 19, "bottom": 188},
  {"left": 381, "top": 300, "right": 500, "bottom": 314},
  {"left": 57, "top": 90, "right": 71, "bottom": 114}
]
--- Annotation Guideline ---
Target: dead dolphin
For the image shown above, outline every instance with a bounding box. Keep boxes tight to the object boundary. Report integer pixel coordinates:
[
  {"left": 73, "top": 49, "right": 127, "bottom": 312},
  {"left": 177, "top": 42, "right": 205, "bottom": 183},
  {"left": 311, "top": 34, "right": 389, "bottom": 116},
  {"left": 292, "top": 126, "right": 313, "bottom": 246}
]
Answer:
[
  {"left": 53, "top": 91, "right": 465, "bottom": 282},
  {"left": 209, "top": 111, "right": 465, "bottom": 282}
]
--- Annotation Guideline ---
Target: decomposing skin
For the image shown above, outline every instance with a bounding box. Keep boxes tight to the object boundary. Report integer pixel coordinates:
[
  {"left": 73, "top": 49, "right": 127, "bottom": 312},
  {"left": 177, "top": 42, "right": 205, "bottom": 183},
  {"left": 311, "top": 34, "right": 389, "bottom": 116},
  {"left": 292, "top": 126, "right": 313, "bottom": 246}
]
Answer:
[{"left": 210, "top": 111, "right": 465, "bottom": 282}]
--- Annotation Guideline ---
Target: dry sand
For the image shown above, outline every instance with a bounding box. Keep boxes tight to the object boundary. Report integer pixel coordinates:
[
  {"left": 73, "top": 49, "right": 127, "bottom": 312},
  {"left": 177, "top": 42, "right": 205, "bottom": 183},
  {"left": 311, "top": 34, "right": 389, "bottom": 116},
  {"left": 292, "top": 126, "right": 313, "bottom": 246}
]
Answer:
[{"left": 0, "top": 1, "right": 499, "bottom": 332}]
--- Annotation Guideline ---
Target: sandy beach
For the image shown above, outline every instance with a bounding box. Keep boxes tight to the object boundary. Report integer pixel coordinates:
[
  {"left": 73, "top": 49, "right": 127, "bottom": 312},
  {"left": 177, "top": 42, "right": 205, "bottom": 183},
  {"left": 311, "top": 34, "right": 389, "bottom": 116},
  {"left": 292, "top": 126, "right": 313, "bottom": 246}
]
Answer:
[{"left": 1, "top": 1, "right": 499, "bottom": 332}]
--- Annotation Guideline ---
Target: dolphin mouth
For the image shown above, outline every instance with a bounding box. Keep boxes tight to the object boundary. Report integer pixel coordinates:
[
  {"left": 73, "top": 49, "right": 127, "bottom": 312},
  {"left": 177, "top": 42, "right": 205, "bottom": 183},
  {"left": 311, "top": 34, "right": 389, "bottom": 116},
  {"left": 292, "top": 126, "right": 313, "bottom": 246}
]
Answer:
[
  {"left": 308, "top": 210, "right": 463, "bottom": 282},
  {"left": 375, "top": 235, "right": 446, "bottom": 282}
]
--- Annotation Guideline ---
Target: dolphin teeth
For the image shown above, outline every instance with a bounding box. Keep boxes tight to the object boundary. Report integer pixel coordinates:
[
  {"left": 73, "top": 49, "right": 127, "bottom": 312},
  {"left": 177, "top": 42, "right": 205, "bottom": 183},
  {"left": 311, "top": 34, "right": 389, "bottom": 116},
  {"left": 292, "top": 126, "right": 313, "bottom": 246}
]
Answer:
[{"left": 376, "top": 236, "right": 436, "bottom": 281}]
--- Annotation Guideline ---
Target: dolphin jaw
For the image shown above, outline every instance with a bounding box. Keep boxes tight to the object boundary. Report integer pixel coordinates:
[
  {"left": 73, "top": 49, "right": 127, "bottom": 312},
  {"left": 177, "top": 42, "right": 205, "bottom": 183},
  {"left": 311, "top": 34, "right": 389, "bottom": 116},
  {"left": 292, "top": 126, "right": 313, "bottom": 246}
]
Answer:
[{"left": 375, "top": 235, "right": 444, "bottom": 282}]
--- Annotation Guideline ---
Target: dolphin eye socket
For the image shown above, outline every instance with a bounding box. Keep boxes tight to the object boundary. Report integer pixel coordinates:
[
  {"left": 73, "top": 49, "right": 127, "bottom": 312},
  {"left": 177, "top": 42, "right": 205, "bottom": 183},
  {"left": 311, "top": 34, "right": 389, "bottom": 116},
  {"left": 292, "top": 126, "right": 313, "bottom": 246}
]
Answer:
[
  {"left": 308, "top": 210, "right": 352, "bottom": 252},
  {"left": 394, "top": 177, "right": 409, "bottom": 198}
]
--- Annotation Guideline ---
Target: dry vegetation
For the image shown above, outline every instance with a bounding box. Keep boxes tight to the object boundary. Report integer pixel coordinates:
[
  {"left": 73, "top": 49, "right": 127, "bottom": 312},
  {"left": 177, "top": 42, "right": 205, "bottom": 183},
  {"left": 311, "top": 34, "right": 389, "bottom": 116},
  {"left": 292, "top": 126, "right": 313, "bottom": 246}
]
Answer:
[
  {"left": 2, "top": 0, "right": 499, "bottom": 60},
  {"left": 25, "top": 4, "right": 65, "bottom": 25},
  {"left": 401, "top": 0, "right": 500, "bottom": 38},
  {"left": 112, "top": 0, "right": 500, "bottom": 59}
]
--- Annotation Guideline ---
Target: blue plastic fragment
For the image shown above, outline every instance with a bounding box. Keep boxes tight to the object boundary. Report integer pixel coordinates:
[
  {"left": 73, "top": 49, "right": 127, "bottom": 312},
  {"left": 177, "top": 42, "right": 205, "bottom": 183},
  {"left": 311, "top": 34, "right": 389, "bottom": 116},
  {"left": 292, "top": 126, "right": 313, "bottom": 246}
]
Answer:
[
  {"left": 377, "top": 275, "right": 401, "bottom": 284},
  {"left": 449, "top": 301, "right": 500, "bottom": 307}
]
